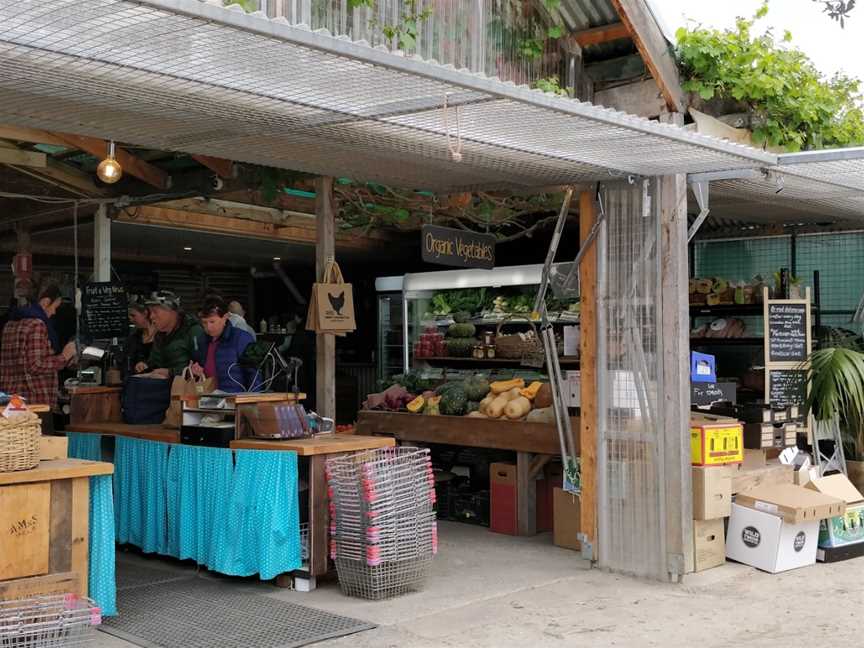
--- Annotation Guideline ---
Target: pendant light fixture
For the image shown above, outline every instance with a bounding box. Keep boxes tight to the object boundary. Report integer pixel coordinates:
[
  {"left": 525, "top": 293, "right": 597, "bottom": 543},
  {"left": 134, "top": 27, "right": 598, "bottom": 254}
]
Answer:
[{"left": 96, "top": 140, "right": 123, "bottom": 184}]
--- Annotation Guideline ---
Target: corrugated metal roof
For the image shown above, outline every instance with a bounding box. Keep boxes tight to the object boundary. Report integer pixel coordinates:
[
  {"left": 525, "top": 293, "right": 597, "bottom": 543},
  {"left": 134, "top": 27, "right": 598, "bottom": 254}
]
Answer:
[
  {"left": 0, "top": 0, "right": 775, "bottom": 194},
  {"left": 554, "top": 0, "right": 618, "bottom": 32}
]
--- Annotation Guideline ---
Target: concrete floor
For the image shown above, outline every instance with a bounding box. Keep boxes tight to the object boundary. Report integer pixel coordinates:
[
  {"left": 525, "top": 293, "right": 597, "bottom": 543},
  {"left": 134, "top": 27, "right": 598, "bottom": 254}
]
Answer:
[{"left": 93, "top": 521, "right": 864, "bottom": 648}]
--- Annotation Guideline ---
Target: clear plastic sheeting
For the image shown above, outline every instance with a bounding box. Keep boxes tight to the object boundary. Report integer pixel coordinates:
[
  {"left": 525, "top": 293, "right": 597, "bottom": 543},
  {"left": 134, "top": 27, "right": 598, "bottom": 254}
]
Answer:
[
  {"left": 597, "top": 179, "right": 666, "bottom": 580},
  {"left": 0, "top": 0, "right": 775, "bottom": 192}
]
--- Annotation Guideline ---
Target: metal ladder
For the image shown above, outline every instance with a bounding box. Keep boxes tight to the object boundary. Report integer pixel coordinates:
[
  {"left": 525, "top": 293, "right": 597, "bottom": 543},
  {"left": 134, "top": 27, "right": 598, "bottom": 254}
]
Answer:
[{"left": 532, "top": 186, "right": 606, "bottom": 494}]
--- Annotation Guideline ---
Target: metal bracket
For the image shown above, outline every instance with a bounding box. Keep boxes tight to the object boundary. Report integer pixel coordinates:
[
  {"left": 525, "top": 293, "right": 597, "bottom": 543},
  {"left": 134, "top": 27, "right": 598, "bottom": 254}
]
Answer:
[{"left": 686, "top": 180, "right": 710, "bottom": 243}]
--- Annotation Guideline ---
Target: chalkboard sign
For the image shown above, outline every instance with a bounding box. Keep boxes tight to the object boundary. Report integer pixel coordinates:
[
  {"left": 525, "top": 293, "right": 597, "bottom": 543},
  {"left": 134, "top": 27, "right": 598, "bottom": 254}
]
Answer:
[
  {"left": 82, "top": 282, "right": 128, "bottom": 340},
  {"left": 768, "top": 369, "right": 807, "bottom": 408},
  {"left": 768, "top": 302, "right": 808, "bottom": 362},
  {"left": 691, "top": 382, "right": 737, "bottom": 408}
]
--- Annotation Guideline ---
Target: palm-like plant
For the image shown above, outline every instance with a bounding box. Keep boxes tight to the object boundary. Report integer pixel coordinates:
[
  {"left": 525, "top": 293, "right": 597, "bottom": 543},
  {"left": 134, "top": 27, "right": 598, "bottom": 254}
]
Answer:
[{"left": 807, "top": 341, "right": 864, "bottom": 458}]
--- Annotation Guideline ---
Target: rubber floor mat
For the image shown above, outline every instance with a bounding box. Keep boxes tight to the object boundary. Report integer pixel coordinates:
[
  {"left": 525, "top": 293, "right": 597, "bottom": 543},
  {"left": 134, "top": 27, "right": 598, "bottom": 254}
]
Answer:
[{"left": 102, "top": 575, "right": 375, "bottom": 648}]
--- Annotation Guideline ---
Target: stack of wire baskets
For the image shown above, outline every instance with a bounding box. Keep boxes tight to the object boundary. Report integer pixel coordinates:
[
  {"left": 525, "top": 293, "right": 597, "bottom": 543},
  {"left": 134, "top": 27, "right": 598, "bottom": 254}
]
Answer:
[
  {"left": 326, "top": 446, "right": 437, "bottom": 600},
  {"left": 0, "top": 594, "right": 101, "bottom": 647}
]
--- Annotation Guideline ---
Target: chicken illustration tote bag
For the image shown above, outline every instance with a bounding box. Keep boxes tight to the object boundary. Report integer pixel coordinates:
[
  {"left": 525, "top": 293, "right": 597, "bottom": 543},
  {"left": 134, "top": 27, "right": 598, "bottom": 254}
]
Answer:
[{"left": 307, "top": 260, "right": 356, "bottom": 333}]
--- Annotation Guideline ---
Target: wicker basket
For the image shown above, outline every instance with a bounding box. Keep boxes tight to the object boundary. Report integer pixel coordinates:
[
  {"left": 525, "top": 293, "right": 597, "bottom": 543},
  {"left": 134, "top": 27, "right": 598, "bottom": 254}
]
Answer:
[
  {"left": 495, "top": 317, "right": 542, "bottom": 359},
  {"left": 0, "top": 411, "right": 41, "bottom": 472}
]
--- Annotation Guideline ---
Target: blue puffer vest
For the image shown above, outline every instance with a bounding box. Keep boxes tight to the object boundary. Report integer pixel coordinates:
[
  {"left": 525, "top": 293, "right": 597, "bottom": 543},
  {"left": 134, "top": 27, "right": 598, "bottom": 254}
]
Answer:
[{"left": 192, "top": 321, "right": 256, "bottom": 393}]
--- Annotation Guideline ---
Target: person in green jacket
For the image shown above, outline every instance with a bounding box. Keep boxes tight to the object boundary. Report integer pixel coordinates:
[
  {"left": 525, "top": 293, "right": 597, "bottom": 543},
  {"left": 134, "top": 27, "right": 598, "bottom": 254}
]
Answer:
[{"left": 133, "top": 291, "right": 203, "bottom": 377}]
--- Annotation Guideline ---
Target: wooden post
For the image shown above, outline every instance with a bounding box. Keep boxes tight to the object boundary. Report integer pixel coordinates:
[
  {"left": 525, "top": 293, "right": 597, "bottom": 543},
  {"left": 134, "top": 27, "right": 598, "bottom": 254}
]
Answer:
[
  {"left": 658, "top": 112, "right": 692, "bottom": 579},
  {"left": 578, "top": 190, "right": 597, "bottom": 561},
  {"left": 315, "top": 177, "right": 336, "bottom": 420},
  {"left": 13, "top": 223, "right": 32, "bottom": 306},
  {"left": 93, "top": 204, "right": 111, "bottom": 283}
]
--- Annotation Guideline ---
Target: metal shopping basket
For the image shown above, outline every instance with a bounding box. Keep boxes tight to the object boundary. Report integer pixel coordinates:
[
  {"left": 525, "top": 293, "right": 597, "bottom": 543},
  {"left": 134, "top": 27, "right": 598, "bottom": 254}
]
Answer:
[{"left": 0, "top": 594, "right": 101, "bottom": 647}]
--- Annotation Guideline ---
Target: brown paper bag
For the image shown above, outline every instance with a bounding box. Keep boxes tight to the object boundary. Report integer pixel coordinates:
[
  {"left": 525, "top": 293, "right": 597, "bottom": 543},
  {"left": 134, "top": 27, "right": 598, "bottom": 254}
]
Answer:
[
  {"left": 307, "top": 261, "right": 356, "bottom": 333},
  {"left": 163, "top": 366, "right": 216, "bottom": 429}
]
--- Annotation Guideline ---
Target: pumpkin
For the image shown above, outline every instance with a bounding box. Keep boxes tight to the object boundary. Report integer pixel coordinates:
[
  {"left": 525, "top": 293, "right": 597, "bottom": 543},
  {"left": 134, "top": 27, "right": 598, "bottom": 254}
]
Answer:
[
  {"left": 490, "top": 378, "right": 525, "bottom": 395},
  {"left": 406, "top": 395, "right": 425, "bottom": 413},
  {"left": 520, "top": 381, "right": 544, "bottom": 400},
  {"left": 534, "top": 383, "right": 554, "bottom": 409}
]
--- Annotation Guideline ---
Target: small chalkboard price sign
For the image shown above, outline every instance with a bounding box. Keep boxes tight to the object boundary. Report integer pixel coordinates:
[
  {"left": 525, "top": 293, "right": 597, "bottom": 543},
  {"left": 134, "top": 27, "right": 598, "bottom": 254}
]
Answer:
[
  {"left": 82, "top": 282, "right": 128, "bottom": 340},
  {"left": 768, "top": 369, "right": 808, "bottom": 409},
  {"left": 768, "top": 302, "right": 808, "bottom": 362}
]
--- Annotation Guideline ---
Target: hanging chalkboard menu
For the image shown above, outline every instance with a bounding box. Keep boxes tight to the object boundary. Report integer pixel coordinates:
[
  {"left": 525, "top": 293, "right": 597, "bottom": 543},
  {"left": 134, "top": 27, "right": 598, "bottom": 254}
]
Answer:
[
  {"left": 82, "top": 282, "right": 128, "bottom": 340},
  {"left": 768, "top": 302, "right": 808, "bottom": 362},
  {"left": 768, "top": 369, "right": 808, "bottom": 409}
]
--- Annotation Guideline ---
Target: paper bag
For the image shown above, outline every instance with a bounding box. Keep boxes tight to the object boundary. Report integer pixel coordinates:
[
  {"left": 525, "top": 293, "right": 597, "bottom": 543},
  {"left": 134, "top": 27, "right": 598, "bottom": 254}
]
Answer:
[
  {"left": 307, "top": 261, "right": 356, "bottom": 333},
  {"left": 163, "top": 366, "right": 216, "bottom": 429}
]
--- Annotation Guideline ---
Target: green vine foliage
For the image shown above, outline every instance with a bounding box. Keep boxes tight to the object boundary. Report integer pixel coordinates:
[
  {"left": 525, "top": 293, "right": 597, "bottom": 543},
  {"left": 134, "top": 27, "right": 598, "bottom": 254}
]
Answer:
[
  {"left": 347, "top": 0, "right": 432, "bottom": 50},
  {"left": 676, "top": 3, "right": 864, "bottom": 150}
]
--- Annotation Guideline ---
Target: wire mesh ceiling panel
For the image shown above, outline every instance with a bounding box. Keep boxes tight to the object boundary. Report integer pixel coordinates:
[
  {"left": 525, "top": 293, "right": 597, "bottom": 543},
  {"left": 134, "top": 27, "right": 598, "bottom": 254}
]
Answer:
[
  {"left": 596, "top": 179, "right": 667, "bottom": 580},
  {"left": 0, "top": 0, "right": 774, "bottom": 192}
]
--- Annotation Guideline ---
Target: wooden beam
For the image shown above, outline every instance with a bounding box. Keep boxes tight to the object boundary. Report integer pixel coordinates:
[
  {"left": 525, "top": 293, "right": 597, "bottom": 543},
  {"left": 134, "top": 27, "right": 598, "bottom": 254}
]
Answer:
[
  {"left": 51, "top": 133, "right": 170, "bottom": 190},
  {"left": 315, "top": 177, "right": 336, "bottom": 420},
  {"left": 0, "top": 126, "right": 67, "bottom": 147},
  {"left": 569, "top": 21, "right": 630, "bottom": 48},
  {"left": 610, "top": 0, "right": 686, "bottom": 113},
  {"left": 7, "top": 159, "right": 106, "bottom": 197},
  {"left": 0, "top": 148, "right": 46, "bottom": 167},
  {"left": 578, "top": 190, "right": 598, "bottom": 562},
  {"left": 658, "top": 112, "right": 692, "bottom": 579},
  {"left": 120, "top": 205, "right": 382, "bottom": 251},
  {"left": 191, "top": 154, "right": 234, "bottom": 179}
]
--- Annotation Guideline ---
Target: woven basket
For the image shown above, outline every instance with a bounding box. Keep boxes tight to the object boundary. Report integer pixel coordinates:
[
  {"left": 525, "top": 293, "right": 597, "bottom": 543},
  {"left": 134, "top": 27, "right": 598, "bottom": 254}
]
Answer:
[
  {"left": 495, "top": 317, "right": 542, "bottom": 359},
  {"left": 0, "top": 411, "right": 41, "bottom": 472}
]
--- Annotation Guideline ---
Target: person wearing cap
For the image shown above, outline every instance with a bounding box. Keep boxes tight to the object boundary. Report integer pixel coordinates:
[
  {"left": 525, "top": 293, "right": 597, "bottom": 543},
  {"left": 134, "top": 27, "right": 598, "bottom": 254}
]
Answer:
[
  {"left": 227, "top": 300, "right": 257, "bottom": 340},
  {"left": 134, "top": 291, "right": 202, "bottom": 377},
  {"left": 0, "top": 283, "right": 77, "bottom": 408}
]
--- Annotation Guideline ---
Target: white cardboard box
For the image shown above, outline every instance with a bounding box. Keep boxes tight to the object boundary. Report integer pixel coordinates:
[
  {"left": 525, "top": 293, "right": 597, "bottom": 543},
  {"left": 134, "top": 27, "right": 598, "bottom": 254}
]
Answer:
[{"left": 726, "top": 503, "right": 818, "bottom": 573}]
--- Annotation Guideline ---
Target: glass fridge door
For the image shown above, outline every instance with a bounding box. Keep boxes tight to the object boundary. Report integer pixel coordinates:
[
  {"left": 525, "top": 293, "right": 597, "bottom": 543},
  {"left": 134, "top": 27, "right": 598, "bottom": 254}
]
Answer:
[{"left": 377, "top": 292, "right": 405, "bottom": 383}]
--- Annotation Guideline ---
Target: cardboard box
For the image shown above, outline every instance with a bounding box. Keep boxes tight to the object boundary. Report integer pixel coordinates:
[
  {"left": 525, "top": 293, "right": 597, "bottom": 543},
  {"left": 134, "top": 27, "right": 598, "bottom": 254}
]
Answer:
[
  {"left": 735, "top": 483, "right": 846, "bottom": 524},
  {"left": 490, "top": 462, "right": 518, "bottom": 536},
  {"left": 692, "top": 465, "right": 732, "bottom": 520},
  {"left": 726, "top": 503, "right": 819, "bottom": 573},
  {"left": 552, "top": 487, "right": 581, "bottom": 551},
  {"left": 805, "top": 475, "right": 864, "bottom": 548},
  {"left": 691, "top": 416, "right": 743, "bottom": 466},
  {"left": 693, "top": 518, "right": 726, "bottom": 571},
  {"left": 38, "top": 435, "right": 68, "bottom": 461}
]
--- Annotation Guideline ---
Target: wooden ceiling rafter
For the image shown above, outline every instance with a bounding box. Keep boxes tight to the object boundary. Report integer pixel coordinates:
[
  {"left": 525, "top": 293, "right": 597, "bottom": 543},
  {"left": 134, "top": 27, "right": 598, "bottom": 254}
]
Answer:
[{"left": 568, "top": 21, "right": 631, "bottom": 49}]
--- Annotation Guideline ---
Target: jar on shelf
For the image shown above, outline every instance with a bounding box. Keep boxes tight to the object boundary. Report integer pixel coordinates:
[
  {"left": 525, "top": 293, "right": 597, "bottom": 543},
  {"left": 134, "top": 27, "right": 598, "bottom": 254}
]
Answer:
[
  {"left": 485, "top": 345, "right": 496, "bottom": 359},
  {"left": 472, "top": 345, "right": 485, "bottom": 360}
]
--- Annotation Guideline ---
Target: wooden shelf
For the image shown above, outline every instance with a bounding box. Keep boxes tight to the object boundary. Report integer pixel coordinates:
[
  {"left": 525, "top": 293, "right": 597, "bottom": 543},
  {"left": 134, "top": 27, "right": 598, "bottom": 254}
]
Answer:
[
  {"left": 690, "top": 337, "right": 765, "bottom": 346},
  {"left": 417, "top": 356, "right": 579, "bottom": 369},
  {"left": 689, "top": 304, "right": 764, "bottom": 317}
]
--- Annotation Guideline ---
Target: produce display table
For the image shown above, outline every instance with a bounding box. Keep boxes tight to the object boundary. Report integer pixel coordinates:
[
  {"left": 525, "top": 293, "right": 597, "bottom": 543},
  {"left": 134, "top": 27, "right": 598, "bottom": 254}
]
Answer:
[
  {"left": 0, "top": 459, "right": 115, "bottom": 612},
  {"left": 356, "top": 411, "right": 580, "bottom": 535},
  {"left": 230, "top": 434, "right": 396, "bottom": 587}
]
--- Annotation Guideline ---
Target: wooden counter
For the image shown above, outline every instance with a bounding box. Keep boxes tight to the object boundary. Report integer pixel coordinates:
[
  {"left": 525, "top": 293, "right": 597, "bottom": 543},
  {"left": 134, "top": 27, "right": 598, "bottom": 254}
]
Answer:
[
  {"left": 355, "top": 410, "right": 578, "bottom": 456},
  {"left": 66, "top": 422, "right": 180, "bottom": 444},
  {"left": 230, "top": 434, "right": 395, "bottom": 456},
  {"left": 0, "top": 458, "right": 113, "bottom": 599}
]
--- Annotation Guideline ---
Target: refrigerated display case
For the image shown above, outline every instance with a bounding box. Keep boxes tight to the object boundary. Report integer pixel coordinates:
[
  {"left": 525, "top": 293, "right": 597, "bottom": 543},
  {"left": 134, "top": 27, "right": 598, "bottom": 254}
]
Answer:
[{"left": 375, "top": 265, "right": 580, "bottom": 383}]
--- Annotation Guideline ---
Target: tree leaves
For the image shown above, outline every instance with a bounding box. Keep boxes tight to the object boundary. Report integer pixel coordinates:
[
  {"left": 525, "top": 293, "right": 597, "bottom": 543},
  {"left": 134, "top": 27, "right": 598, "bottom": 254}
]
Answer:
[{"left": 676, "top": 4, "right": 864, "bottom": 151}]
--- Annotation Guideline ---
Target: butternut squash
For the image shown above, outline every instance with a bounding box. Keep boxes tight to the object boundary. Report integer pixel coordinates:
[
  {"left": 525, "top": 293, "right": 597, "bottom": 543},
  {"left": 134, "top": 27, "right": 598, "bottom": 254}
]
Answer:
[
  {"left": 466, "top": 411, "right": 486, "bottom": 418},
  {"left": 504, "top": 396, "right": 532, "bottom": 419},
  {"left": 487, "top": 395, "right": 510, "bottom": 418},
  {"left": 504, "top": 387, "right": 523, "bottom": 402},
  {"left": 490, "top": 378, "right": 525, "bottom": 395},
  {"left": 478, "top": 394, "right": 496, "bottom": 415}
]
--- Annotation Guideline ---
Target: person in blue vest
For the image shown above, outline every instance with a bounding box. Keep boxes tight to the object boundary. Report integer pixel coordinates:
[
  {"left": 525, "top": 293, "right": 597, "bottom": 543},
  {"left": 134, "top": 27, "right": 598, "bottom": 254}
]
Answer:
[{"left": 190, "top": 296, "right": 258, "bottom": 393}]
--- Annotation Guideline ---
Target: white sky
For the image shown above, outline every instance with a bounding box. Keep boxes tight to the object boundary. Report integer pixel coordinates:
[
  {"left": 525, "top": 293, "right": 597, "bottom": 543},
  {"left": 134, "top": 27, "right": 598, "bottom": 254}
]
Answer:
[{"left": 650, "top": 0, "right": 864, "bottom": 83}]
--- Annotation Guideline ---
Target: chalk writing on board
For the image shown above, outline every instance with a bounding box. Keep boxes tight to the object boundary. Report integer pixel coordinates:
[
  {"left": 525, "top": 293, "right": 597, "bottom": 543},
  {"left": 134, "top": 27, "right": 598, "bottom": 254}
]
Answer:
[
  {"left": 768, "top": 303, "right": 807, "bottom": 362},
  {"left": 82, "top": 282, "right": 128, "bottom": 340},
  {"left": 769, "top": 369, "right": 807, "bottom": 408}
]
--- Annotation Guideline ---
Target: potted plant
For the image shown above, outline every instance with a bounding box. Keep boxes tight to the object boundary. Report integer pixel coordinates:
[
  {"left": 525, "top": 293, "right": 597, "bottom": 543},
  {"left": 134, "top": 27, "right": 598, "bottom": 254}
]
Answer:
[{"left": 806, "top": 336, "right": 864, "bottom": 489}]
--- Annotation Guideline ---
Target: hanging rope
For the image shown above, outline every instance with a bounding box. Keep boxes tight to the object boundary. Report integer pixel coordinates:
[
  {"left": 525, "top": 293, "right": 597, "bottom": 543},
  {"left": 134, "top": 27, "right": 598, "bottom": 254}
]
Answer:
[
  {"left": 73, "top": 200, "right": 80, "bottom": 357},
  {"left": 442, "top": 93, "right": 464, "bottom": 163}
]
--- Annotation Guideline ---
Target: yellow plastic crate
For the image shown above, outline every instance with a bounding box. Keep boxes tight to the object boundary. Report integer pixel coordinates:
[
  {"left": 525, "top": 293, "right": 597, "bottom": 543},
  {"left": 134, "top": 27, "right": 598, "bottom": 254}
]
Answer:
[{"left": 691, "top": 422, "right": 743, "bottom": 466}]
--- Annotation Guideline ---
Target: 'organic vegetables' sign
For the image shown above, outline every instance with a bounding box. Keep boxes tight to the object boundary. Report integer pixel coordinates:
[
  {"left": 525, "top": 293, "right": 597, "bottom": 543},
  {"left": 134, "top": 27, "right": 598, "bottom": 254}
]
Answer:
[{"left": 421, "top": 224, "right": 495, "bottom": 269}]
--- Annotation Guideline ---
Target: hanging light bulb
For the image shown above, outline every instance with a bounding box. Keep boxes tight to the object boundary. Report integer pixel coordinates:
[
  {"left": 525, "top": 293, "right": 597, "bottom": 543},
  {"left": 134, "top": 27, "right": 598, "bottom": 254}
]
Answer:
[{"left": 96, "top": 140, "right": 122, "bottom": 184}]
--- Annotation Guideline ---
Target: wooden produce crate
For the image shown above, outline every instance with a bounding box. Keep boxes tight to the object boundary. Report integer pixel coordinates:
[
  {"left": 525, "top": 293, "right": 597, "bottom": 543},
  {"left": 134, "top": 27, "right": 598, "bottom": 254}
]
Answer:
[{"left": 0, "top": 459, "right": 113, "bottom": 597}]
